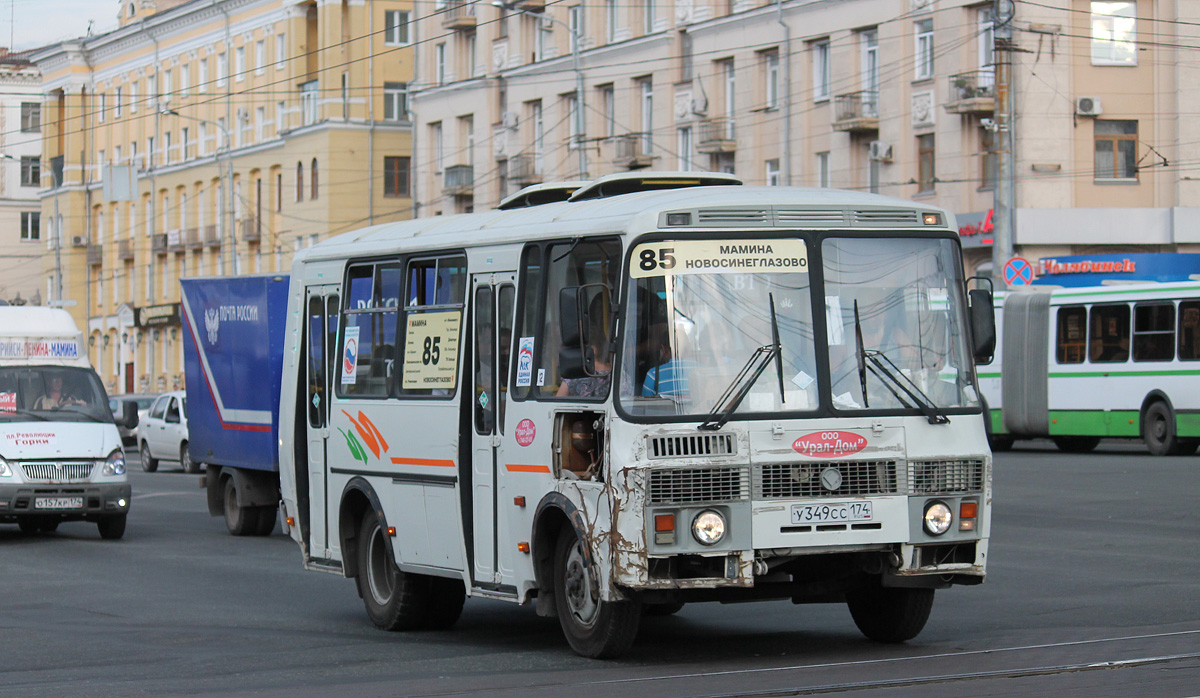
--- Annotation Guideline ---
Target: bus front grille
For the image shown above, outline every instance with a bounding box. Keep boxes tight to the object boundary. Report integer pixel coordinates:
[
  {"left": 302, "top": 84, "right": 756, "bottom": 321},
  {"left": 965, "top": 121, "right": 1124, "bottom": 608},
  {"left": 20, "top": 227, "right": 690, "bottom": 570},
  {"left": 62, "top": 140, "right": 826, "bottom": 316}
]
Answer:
[
  {"left": 754, "top": 461, "right": 898, "bottom": 499},
  {"left": 21, "top": 462, "right": 95, "bottom": 482},
  {"left": 647, "top": 433, "right": 736, "bottom": 459},
  {"left": 907, "top": 459, "right": 985, "bottom": 494},
  {"left": 648, "top": 467, "right": 749, "bottom": 504}
]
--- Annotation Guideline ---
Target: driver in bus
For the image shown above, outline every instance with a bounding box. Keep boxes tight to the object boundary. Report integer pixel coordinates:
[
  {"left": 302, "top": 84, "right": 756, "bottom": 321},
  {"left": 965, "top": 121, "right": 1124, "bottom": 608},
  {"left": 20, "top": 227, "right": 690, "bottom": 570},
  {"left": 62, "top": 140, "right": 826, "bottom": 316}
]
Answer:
[
  {"left": 642, "top": 326, "right": 697, "bottom": 397},
  {"left": 34, "top": 375, "right": 85, "bottom": 410}
]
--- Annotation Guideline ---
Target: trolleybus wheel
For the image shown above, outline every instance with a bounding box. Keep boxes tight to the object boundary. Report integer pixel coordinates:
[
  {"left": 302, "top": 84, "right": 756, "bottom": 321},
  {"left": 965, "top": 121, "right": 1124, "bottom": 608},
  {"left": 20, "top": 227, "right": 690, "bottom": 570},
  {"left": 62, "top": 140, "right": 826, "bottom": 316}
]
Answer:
[
  {"left": 97, "top": 513, "right": 127, "bottom": 540},
  {"left": 140, "top": 441, "right": 158, "bottom": 472},
  {"left": 1144, "top": 401, "right": 1182, "bottom": 456},
  {"left": 421, "top": 577, "right": 466, "bottom": 630},
  {"left": 846, "top": 585, "right": 934, "bottom": 643},
  {"left": 1052, "top": 436, "right": 1101, "bottom": 453},
  {"left": 355, "top": 509, "right": 429, "bottom": 631},
  {"left": 552, "top": 528, "right": 641, "bottom": 658}
]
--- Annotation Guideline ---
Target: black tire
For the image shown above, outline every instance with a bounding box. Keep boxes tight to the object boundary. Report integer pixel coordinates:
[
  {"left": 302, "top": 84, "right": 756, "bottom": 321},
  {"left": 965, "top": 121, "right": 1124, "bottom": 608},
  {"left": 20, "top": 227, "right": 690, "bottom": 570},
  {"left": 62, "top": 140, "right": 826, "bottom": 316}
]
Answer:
[
  {"left": 39, "top": 517, "right": 61, "bottom": 533},
  {"left": 18, "top": 518, "right": 41, "bottom": 534},
  {"left": 422, "top": 577, "right": 466, "bottom": 630},
  {"left": 354, "top": 509, "right": 430, "bottom": 631},
  {"left": 643, "top": 601, "right": 686, "bottom": 616},
  {"left": 140, "top": 441, "right": 158, "bottom": 472},
  {"left": 988, "top": 435, "right": 1014, "bottom": 452},
  {"left": 97, "top": 514, "right": 127, "bottom": 540},
  {"left": 180, "top": 442, "right": 199, "bottom": 474},
  {"left": 1144, "top": 401, "right": 1182, "bottom": 456},
  {"left": 252, "top": 506, "right": 277, "bottom": 536},
  {"left": 552, "top": 527, "right": 641, "bottom": 658},
  {"left": 846, "top": 586, "right": 934, "bottom": 643},
  {"left": 1053, "top": 436, "right": 1102, "bottom": 453},
  {"left": 1174, "top": 439, "right": 1200, "bottom": 456},
  {"left": 223, "top": 477, "right": 256, "bottom": 536}
]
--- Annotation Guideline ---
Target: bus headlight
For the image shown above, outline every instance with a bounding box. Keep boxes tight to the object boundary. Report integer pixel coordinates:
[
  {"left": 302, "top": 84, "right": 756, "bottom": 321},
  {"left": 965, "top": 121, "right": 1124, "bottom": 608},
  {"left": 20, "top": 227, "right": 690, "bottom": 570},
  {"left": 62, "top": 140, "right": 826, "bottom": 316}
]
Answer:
[
  {"left": 923, "top": 501, "right": 953, "bottom": 536},
  {"left": 0, "top": 458, "right": 10, "bottom": 477},
  {"left": 692, "top": 510, "right": 726, "bottom": 546},
  {"left": 101, "top": 450, "right": 126, "bottom": 476}
]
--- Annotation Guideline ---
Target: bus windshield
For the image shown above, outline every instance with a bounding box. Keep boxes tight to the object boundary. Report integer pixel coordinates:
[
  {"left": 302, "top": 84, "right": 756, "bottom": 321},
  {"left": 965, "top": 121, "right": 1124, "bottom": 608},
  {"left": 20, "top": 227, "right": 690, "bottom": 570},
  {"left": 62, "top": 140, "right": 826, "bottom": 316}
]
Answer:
[
  {"left": 618, "top": 235, "right": 978, "bottom": 419},
  {"left": 0, "top": 366, "right": 112, "bottom": 422},
  {"left": 619, "top": 238, "right": 817, "bottom": 417}
]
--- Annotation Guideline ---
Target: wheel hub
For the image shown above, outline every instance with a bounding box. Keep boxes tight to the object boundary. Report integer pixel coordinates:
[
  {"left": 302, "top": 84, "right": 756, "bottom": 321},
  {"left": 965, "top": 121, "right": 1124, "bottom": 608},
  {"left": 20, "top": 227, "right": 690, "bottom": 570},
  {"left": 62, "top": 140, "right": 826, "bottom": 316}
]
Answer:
[{"left": 563, "top": 541, "right": 599, "bottom": 626}]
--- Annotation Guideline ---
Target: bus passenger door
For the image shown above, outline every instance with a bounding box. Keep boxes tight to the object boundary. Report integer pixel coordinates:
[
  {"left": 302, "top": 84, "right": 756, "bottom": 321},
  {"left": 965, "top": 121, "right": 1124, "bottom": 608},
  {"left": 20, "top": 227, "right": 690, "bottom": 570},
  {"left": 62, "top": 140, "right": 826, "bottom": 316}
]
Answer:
[
  {"left": 304, "top": 286, "right": 339, "bottom": 559},
  {"left": 469, "top": 274, "right": 515, "bottom": 588}
]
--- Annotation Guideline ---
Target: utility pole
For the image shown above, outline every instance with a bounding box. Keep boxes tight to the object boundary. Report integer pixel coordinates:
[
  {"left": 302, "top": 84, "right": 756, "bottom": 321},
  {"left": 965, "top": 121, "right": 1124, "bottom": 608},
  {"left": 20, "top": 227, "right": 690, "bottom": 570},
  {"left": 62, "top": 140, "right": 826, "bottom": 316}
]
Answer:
[{"left": 992, "top": 0, "right": 1016, "bottom": 288}]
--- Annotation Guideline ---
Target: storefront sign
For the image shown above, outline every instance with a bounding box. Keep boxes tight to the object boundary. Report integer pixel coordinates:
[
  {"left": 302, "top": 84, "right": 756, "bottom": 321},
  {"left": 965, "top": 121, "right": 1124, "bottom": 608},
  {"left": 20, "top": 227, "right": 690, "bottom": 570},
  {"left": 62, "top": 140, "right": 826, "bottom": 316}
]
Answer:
[
  {"left": 135, "top": 303, "right": 181, "bottom": 327},
  {"left": 1032, "top": 253, "right": 1200, "bottom": 287}
]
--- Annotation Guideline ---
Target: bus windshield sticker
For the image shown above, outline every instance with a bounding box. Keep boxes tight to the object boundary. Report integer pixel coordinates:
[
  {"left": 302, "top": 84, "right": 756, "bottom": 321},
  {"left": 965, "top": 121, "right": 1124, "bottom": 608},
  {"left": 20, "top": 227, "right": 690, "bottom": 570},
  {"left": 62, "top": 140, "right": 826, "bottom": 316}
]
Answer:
[
  {"left": 515, "top": 337, "right": 535, "bottom": 387},
  {"left": 630, "top": 240, "right": 808, "bottom": 279},
  {"left": 402, "top": 311, "right": 462, "bottom": 390},
  {"left": 340, "top": 326, "right": 360, "bottom": 385},
  {"left": 536, "top": 368, "right": 546, "bottom": 386},
  {"left": 0, "top": 392, "right": 15, "bottom": 413}
]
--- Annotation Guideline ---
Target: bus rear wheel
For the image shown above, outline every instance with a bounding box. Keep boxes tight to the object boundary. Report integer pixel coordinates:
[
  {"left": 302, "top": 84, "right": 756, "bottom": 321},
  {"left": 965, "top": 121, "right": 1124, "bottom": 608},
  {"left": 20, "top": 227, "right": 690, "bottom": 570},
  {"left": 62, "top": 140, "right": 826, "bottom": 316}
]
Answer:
[
  {"left": 355, "top": 510, "right": 429, "bottom": 631},
  {"left": 1052, "top": 436, "right": 1101, "bottom": 453},
  {"left": 846, "top": 586, "right": 934, "bottom": 643},
  {"left": 1144, "top": 401, "right": 1185, "bottom": 456},
  {"left": 552, "top": 528, "right": 641, "bottom": 658}
]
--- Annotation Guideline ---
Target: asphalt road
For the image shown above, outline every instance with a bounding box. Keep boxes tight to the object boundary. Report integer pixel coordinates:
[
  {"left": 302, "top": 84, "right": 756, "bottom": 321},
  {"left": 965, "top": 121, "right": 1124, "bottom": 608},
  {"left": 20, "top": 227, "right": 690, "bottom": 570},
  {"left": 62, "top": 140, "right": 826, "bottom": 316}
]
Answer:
[{"left": 1, "top": 442, "right": 1198, "bottom": 698}]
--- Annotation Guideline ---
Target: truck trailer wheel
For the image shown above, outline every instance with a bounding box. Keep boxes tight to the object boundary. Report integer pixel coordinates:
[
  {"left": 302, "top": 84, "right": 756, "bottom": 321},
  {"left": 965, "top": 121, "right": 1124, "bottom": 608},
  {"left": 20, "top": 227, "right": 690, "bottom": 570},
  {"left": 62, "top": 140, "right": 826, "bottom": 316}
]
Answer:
[
  {"left": 355, "top": 509, "right": 430, "bottom": 631},
  {"left": 846, "top": 585, "right": 934, "bottom": 643},
  {"left": 97, "top": 514, "right": 127, "bottom": 540},
  {"left": 223, "top": 477, "right": 259, "bottom": 536}
]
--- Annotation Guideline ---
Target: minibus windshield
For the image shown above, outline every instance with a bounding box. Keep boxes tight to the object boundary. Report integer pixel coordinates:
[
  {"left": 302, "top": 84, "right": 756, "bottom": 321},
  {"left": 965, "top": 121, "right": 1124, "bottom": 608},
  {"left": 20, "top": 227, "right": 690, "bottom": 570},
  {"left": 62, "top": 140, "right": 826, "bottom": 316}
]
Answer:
[{"left": 0, "top": 366, "right": 112, "bottom": 423}]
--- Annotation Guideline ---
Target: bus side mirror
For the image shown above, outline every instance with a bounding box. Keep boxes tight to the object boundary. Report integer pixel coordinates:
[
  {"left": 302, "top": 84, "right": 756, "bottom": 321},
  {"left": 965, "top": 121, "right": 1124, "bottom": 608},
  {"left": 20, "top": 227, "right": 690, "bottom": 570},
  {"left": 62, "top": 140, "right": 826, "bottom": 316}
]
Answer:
[
  {"left": 559, "top": 287, "right": 588, "bottom": 379},
  {"left": 968, "top": 288, "right": 996, "bottom": 365},
  {"left": 119, "top": 401, "right": 139, "bottom": 430}
]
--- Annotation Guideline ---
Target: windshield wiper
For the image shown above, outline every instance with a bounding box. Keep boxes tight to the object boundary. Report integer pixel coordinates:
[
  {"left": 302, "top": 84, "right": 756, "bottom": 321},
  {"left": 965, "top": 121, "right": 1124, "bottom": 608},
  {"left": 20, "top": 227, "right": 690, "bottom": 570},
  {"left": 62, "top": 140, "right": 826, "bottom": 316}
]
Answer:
[
  {"left": 698, "top": 343, "right": 779, "bottom": 431},
  {"left": 1, "top": 409, "right": 50, "bottom": 422},
  {"left": 862, "top": 350, "right": 950, "bottom": 425},
  {"left": 769, "top": 293, "right": 786, "bottom": 404},
  {"left": 853, "top": 300, "right": 870, "bottom": 408}
]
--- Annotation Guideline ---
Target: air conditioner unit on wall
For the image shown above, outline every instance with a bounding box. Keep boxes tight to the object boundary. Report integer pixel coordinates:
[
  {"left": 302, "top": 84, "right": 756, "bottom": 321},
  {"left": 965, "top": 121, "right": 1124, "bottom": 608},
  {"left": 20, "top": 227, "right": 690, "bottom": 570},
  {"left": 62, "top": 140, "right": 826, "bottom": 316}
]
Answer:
[
  {"left": 1076, "top": 97, "right": 1103, "bottom": 116},
  {"left": 71, "top": 235, "right": 88, "bottom": 248},
  {"left": 868, "top": 140, "right": 893, "bottom": 162}
]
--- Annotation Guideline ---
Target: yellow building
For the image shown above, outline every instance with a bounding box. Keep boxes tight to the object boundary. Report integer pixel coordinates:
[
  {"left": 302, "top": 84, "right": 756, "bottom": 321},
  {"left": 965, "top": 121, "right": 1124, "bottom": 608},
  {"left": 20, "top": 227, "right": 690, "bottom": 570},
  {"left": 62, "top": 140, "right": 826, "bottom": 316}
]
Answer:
[{"left": 33, "top": 0, "right": 414, "bottom": 394}]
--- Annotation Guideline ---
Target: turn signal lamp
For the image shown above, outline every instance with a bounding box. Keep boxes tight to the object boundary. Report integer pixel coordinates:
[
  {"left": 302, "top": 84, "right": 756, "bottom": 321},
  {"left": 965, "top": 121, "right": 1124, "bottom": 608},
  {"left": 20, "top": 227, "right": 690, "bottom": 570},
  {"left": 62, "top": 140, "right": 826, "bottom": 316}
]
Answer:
[
  {"left": 959, "top": 501, "right": 978, "bottom": 531},
  {"left": 285, "top": 516, "right": 295, "bottom": 527},
  {"left": 386, "top": 526, "right": 396, "bottom": 537},
  {"left": 517, "top": 542, "right": 530, "bottom": 553},
  {"left": 654, "top": 513, "right": 676, "bottom": 546}
]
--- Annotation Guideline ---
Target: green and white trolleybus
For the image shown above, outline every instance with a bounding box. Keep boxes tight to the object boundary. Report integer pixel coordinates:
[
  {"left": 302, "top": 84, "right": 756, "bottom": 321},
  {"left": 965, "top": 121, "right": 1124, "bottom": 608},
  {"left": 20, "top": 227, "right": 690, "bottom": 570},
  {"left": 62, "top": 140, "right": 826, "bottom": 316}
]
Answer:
[{"left": 277, "top": 173, "right": 996, "bottom": 657}]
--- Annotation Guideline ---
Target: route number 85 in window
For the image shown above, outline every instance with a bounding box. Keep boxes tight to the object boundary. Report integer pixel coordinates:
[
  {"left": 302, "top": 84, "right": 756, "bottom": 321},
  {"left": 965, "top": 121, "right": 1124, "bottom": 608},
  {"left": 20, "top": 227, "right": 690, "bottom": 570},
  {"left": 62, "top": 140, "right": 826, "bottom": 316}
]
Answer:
[{"left": 638, "top": 247, "right": 676, "bottom": 272}]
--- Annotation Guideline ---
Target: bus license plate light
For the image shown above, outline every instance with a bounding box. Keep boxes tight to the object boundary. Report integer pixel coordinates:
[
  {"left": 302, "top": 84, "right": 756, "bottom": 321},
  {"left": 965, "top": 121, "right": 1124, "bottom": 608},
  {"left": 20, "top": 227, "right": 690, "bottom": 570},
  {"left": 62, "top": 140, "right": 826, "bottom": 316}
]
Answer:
[{"left": 790, "top": 501, "right": 873, "bottom": 525}]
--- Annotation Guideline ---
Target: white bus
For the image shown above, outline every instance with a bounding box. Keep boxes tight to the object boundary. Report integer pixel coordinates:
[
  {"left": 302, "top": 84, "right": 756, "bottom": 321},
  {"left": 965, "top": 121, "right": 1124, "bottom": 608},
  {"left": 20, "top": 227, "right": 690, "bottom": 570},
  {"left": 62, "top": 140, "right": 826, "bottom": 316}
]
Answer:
[
  {"left": 981, "top": 281, "right": 1200, "bottom": 455},
  {"left": 278, "top": 173, "right": 996, "bottom": 657}
]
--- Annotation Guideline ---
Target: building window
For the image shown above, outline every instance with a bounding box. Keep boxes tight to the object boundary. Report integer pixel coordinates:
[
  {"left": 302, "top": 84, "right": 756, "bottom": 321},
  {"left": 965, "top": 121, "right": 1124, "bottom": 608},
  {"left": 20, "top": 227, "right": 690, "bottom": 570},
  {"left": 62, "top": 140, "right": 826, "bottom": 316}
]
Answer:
[
  {"left": 817, "top": 151, "right": 830, "bottom": 187},
  {"left": 914, "top": 19, "right": 934, "bottom": 80},
  {"left": 255, "top": 40, "right": 266, "bottom": 75},
  {"left": 98, "top": 92, "right": 106, "bottom": 123},
  {"left": 311, "top": 158, "right": 319, "bottom": 200},
  {"left": 296, "top": 162, "right": 304, "bottom": 202},
  {"left": 384, "top": 156, "right": 410, "bottom": 197},
  {"left": 606, "top": 0, "right": 618, "bottom": 43},
  {"left": 980, "top": 125, "right": 997, "bottom": 190},
  {"left": 435, "top": 43, "right": 447, "bottom": 85},
  {"left": 301, "top": 80, "right": 319, "bottom": 125},
  {"left": 763, "top": 50, "right": 779, "bottom": 109},
  {"left": 766, "top": 158, "right": 780, "bottom": 186},
  {"left": 384, "top": 82, "right": 408, "bottom": 121},
  {"left": 20, "top": 212, "right": 40, "bottom": 240},
  {"left": 812, "top": 40, "right": 830, "bottom": 100},
  {"left": 644, "top": 0, "right": 657, "bottom": 32},
  {"left": 640, "top": 78, "right": 653, "bottom": 153},
  {"left": 217, "top": 53, "right": 227, "bottom": 87},
  {"left": 235, "top": 47, "right": 245, "bottom": 82},
  {"left": 115, "top": 87, "right": 123, "bottom": 118},
  {"left": 276, "top": 33, "right": 287, "bottom": 70},
  {"left": 20, "top": 102, "right": 40, "bottom": 132},
  {"left": 1094, "top": 120, "right": 1138, "bottom": 179},
  {"left": 20, "top": 156, "right": 40, "bottom": 187},
  {"left": 199, "top": 60, "right": 208, "bottom": 92},
  {"left": 861, "top": 29, "right": 879, "bottom": 102},
  {"left": 385, "top": 10, "right": 411, "bottom": 45},
  {"left": 569, "top": 5, "right": 583, "bottom": 53},
  {"left": 1092, "top": 1, "right": 1137, "bottom": 66},
  {"left": 180, "top": 64, "right": 189, "bottom": 95},
  {"left": 598, "top": 84, "right": 615, "bottom": 138},
  {"left": 677, "top": 127, "right": 693, "bottom": 170},
  {"left": 917, "top": 133, "right": 935, "bottom": 192}
]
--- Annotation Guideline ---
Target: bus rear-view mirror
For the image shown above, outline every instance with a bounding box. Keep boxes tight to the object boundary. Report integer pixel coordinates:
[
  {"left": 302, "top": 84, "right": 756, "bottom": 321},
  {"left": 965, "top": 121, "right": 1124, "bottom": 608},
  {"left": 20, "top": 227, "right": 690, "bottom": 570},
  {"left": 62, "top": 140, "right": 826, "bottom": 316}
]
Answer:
[{"left": 968, "top": 288, "right": 996, "bottom": 365}]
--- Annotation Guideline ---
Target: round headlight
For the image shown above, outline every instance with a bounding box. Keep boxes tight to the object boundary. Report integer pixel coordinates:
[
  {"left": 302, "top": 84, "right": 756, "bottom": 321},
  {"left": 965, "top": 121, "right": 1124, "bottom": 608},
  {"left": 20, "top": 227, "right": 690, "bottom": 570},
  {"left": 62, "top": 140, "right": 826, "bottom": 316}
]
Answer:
[
  {"left": 923, "top": 501, "right": 953, "bottom": 536},
  {"left": 691, "top": 510, "right": 726, "bottom": 546},
  {"left": 0, "top": 458, "right": 10, "bottom": 477},
  {"left": 102, "top": 449, "right": 126, "bottom": 476}
]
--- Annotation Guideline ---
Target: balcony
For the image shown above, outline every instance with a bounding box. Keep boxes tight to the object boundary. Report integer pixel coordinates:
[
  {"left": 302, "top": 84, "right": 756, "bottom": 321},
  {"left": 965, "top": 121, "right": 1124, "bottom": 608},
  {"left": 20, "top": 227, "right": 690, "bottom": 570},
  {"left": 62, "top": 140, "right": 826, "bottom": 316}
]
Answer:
[
  {"left": 185, "top": 227, "right": 203, "bottom": 249},
  {"left": 118, "top": 239, "right": 135, "bottom": 262},
  {"left": 87, "top": 245, "right": 103, "bottom": 266},
  {"left": 508, "top": 154, "right": 543, "bottom": 185},
  {"left": 696, "top": 117, "right": 737, "bottom": 154},
  {"left": 514, "top": 0, "right": 544, "bottom": 12},
  {"left": 945, "top": 70, "right": 995, "bottom": 114},
  {"left": 832, "top": 91, "right": 879, "bottom": 133},
  {"left": 151, "top": 233, "right": 168, "bottom": 255},
  {"left": 167, "top": 229, "right": 186, "bottom": 253},
  {"left": 444, "top": 164, "right": 474, "bottom": 196},
  {"left": 442, "top": 0, "right": 476, "bottom": 30},
  {"left": 240, "top": 218, "right": 261, "bottom": 243},
  {"left": 204, "top": 224, "right": 221, "bottom": 249},
  {"left": 612, "top": 134, "right": 654, "bottom": 169}
]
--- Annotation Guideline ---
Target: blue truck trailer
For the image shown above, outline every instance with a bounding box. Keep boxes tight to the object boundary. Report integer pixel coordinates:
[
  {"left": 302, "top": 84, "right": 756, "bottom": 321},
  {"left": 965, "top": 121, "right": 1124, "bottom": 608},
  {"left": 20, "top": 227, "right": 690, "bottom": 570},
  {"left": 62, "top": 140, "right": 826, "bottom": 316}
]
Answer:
[{"left": 181, "top": 275, "right": 288, "bottom": 536}]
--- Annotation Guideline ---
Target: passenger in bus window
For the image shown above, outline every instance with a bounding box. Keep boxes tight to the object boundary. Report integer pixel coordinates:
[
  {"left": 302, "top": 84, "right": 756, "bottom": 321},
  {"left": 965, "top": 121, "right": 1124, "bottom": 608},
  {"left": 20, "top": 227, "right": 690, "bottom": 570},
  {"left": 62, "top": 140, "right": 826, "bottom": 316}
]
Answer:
[{"left": 557, "top": 309, "right": 613, "bottom": 398}]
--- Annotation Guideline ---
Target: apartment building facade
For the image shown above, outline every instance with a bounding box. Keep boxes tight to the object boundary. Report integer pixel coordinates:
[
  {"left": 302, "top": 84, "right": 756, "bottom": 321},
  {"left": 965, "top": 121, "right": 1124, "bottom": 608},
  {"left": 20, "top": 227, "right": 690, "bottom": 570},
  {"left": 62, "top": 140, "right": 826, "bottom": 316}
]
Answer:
[
  {"left": 34, "top": 0, "right": 415, "bottom": 395},
  {"left": 0, "top": 51, "right": 44, "bottom": 306},
  {"left": 411, "top": 0, "right": 1200, "bottom": 280}
]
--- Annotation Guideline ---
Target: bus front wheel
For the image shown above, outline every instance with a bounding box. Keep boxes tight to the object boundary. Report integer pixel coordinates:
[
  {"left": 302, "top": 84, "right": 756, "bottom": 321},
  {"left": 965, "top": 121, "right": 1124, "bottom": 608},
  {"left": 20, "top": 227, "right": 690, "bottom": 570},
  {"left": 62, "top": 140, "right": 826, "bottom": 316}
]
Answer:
[
  {"left": 553, "top": 528, "right": 641, "bottom": 658},
  {"left": 1144, "top": 401, "right": 1188, "bottom": 456},
  {"left": 846, "top": 586, "right": 934, "bottom": 643},
  {"left": 355, "top": 510, "right": 429, "bottom": 631}
]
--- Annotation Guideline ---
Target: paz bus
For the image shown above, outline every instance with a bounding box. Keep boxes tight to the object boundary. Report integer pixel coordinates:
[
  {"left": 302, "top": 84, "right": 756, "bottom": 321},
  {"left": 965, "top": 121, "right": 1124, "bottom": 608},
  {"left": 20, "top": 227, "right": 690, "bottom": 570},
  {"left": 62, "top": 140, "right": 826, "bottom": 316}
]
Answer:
[
  {"left": 981, "top": 281, "right": 1200, "bottom": 455},
  {"left": 277, "top": 173, "right": 996, "bottom": 658}
]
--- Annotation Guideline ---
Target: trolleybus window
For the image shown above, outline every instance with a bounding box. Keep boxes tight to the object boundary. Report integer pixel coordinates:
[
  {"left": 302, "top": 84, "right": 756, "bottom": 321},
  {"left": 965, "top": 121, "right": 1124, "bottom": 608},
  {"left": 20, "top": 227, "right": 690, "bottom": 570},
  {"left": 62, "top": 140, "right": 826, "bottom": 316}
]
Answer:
[
  {"left": 823, "top": 237, "right": 977, "bottom": 412},
  {"left": 1088, "top": 303, "right": 1130, "bottom": 363},
  {"left": 619, "top": 237, "right": 817, "bottom": 417},
  {"left": 1179, "top": 301, "right": 1200, "bottom": 360},
  {"left": 1056, "top": 306, "right": 1087, "bottom": 364},
  {"left": 1132, "top": 302, "right": 1174, "bottom": 362}
]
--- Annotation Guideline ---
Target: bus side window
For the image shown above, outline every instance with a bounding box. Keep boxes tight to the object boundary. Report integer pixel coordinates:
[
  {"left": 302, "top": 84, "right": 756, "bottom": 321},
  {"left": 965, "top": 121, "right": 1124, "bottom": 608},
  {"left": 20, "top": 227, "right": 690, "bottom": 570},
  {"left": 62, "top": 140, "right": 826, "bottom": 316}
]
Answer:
[
  {"left": 1179, "top": 301, "right": 1200, "bottom": 361},
  {"left": 339, "top": 262, "right": 400, "bottom": 397},
  {"left": 1055, "top": 306, "right": 1086, "bottom": 364},
  {"left": 397, "top": 254, "right": 467, "bottom": 397},
  {"left": 1132, "top": 303, "right": 1174, "bottom": 362},
  {"left": 1088, "top": 304, "right": 1130, "bottom": 363}
]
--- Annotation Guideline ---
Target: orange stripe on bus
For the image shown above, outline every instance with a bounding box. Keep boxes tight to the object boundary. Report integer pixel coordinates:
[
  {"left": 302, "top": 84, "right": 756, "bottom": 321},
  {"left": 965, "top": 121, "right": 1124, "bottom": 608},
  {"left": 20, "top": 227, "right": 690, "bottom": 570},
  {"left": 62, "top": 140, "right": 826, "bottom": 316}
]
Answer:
[
  {"left": 390, "top": 457, "right": 456, "bottom": 468},
  {"left": 506, "top": 464, "right": 552, "bottom": 473}
]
